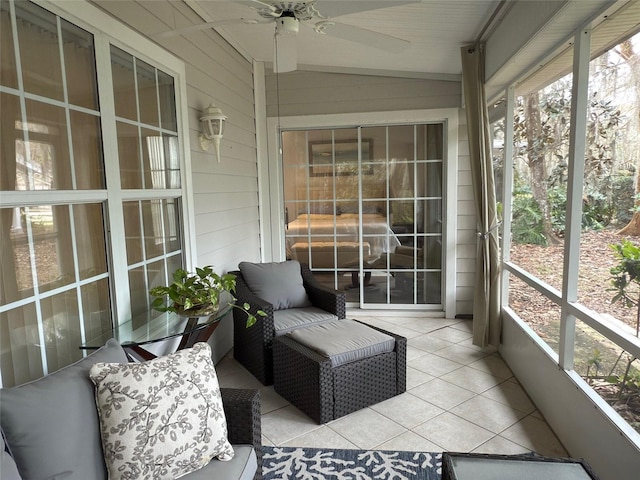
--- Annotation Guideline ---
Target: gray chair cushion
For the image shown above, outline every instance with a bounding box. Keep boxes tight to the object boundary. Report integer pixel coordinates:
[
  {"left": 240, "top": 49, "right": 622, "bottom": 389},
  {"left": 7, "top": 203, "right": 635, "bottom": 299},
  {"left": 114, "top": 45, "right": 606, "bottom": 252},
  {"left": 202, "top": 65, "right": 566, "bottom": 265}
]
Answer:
[
  {"left": 0, "top": 339, "right": 128, "bottom": 480},
  {"left": 182, "top": 445, "right": 257, "bottom": 480},
  {"left": 287, "top": 319, "right": 395, "bottom": 367},
  {"left": 239, "top": 260, "right": 312, "bottom": 310},
  {"left": 274, "top": 307, "right": 339, "bottom": 335},
  {"left": 1, "top": 433, "right": 22, "bottom": 480}
]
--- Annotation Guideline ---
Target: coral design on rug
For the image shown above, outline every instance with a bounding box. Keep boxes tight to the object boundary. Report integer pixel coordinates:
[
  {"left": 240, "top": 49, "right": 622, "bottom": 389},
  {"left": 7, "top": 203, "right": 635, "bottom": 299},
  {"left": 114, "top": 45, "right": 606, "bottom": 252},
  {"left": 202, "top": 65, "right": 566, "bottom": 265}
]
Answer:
[{"left": 263, "top": 446, "right": 442, "bottom": 479}]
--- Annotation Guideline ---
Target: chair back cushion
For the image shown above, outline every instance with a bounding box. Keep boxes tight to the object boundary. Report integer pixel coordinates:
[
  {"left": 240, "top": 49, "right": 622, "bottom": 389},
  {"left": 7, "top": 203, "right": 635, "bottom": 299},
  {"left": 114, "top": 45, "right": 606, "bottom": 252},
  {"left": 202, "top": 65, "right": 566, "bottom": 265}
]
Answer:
[
  {"left": 239, "top": 260, "right": 312, "bottom": 310},
  {"left": 0, "top": 338, "right": 128, "bottom": 480}
]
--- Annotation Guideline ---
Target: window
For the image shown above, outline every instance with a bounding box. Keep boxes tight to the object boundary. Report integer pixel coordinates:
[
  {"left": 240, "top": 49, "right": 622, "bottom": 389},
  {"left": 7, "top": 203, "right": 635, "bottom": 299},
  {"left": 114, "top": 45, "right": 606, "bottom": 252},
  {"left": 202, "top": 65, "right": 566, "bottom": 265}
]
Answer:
[
  {"left": 0, "top": 0, "right": 188, "bottom": 387},
  {"left": 503, "top": 28, "right": 640, "bottom": 440}
]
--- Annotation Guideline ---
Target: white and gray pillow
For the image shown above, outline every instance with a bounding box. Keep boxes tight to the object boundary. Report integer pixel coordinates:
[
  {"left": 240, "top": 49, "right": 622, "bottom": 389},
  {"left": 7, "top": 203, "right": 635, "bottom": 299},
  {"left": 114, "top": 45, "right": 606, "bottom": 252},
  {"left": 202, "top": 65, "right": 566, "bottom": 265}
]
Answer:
[{"left": 89, "top": 342, "right": 233, "bottom": 480}]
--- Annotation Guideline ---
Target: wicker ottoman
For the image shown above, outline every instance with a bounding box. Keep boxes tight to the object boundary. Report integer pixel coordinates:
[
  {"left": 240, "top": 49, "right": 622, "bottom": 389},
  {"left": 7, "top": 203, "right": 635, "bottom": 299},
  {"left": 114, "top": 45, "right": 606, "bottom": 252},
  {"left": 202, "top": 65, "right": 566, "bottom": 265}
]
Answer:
[{"left": 273, "top": 319, "right": 406, "bottom": 423}]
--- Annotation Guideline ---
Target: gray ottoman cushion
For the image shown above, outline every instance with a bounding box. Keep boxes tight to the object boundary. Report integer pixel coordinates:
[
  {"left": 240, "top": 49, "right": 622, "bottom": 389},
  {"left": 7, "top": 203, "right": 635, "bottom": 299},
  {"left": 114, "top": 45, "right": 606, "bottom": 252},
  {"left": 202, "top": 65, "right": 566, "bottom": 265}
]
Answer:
[
  {"left": 287, "top": 319, "right": 395, "bottom": 366},
  {"left": 274, "top": 307, "right": 338, "bottom": 335},
  {"left": 0, "top": 338, "right": 127, "bottom": 480}
]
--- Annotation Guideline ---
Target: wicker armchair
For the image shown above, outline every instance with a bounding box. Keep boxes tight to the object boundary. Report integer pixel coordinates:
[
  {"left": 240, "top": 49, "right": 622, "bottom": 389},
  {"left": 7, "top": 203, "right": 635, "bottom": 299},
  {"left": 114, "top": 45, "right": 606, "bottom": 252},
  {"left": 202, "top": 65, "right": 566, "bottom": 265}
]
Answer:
[
  {"left": 231, "top": 262, "right": 346, "bottom": 385},
  {"left": 220, "top": 388, "right": 262, "bottom": 480}
]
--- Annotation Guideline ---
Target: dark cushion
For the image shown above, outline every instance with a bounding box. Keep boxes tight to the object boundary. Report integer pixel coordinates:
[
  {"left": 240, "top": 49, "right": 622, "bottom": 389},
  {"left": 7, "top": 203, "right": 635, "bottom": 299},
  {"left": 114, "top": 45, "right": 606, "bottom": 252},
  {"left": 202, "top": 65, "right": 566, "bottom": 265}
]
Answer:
[
  {"left": 239, "top": 260, "right": 312, "bottom": 310},
  {"left": 287, "top": 319, "right": 395, "bottom": 367},
  {"left": 0, "top": 339, "right": 128, "bottom": 480}
]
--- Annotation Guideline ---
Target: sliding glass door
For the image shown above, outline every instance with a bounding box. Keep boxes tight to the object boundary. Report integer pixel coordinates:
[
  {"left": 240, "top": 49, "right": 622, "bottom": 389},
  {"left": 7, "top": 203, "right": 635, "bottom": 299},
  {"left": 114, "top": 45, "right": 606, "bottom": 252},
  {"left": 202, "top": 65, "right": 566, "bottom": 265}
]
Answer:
[{"left": 282, "top": 123, "right": 443, "bottom": 307}]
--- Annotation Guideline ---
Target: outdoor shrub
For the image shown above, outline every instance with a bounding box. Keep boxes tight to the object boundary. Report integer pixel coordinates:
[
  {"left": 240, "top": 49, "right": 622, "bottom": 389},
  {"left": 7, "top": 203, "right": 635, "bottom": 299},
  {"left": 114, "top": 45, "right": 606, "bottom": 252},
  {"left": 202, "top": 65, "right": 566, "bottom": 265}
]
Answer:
[
  {"left": 511, "top": 189, "right": 547, "bottom": 245},
  {"left": 611, "top": 172, "right": 635, "bottom": 225}
]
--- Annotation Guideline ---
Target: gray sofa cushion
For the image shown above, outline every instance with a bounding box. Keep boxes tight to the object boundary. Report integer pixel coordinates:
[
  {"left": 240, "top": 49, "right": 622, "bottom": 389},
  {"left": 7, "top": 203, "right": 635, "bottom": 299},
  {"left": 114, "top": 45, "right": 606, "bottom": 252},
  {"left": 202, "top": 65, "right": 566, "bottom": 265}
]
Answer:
[
  {"left": 0, "top": 338, "right": 128, "bottom": 480},
  {"left": 287, "top": 319, "right": 395, "bottom": 367},
  {"left": 274, "top": 307, "right": 338, "bottom": 335},
  {"left": 239, "top": 260, "right": 312, "bottom": 310},
  {"left": 1, "top": 433, "right": 21, "bottom": 480},
  {"left": 183, "top": 445, "right": 257, "bottom": 480}
]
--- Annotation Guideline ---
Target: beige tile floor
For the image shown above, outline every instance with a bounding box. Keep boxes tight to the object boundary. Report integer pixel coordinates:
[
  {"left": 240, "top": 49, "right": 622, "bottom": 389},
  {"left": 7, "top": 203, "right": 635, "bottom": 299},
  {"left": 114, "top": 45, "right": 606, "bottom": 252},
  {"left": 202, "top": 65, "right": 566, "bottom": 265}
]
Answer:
[{"left": 216, "top": 312, "right": 568, "bottom": 457}]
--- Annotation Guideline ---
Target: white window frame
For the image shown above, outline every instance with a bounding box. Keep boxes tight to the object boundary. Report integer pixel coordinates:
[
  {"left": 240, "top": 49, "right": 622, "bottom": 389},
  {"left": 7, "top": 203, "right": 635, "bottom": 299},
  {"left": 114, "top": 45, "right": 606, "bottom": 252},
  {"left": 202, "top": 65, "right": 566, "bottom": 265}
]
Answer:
[{"left": 2, "top": 0, "right": 197, "bottom": 326}]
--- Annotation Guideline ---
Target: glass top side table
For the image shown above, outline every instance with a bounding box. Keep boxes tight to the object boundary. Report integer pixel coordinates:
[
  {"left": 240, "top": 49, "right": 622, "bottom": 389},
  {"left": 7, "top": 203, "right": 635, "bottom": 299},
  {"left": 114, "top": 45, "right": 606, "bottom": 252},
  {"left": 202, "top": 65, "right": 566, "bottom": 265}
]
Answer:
[{"left": 80, "top": 302, "right": 233, "bottom": 361}]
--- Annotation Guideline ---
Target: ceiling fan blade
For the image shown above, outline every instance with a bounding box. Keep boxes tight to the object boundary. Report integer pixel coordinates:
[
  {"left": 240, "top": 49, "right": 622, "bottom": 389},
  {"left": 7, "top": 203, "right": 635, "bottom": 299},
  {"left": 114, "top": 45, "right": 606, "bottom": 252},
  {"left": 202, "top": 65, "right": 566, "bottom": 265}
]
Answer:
[
  {"left": 317, "top": 0, "right": 420, "bottom": 18},
  {"left": 273, "top": 33, "right": 297, "bottom": 73},
  {"left": 320, "top": 21, "right": 410, "bottom": 53},
  {"left": 154, "top": 18, "right": 266, "bottom": 38}
]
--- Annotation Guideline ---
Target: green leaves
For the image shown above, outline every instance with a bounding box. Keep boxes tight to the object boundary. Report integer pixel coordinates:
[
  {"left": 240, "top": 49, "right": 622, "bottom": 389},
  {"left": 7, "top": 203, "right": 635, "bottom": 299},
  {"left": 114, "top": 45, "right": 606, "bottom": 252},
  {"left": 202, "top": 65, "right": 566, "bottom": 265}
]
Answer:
[{"left": 149, "top": 265, "right": 263, "bottom": 328}]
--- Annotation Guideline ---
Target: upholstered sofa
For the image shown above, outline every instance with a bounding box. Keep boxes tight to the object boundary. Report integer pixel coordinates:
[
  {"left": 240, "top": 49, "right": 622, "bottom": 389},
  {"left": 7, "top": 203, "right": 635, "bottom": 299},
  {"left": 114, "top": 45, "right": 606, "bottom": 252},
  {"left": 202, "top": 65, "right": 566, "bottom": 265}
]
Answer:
[{"left": 0, "top": 339, "right": 262, "bottom": 480}]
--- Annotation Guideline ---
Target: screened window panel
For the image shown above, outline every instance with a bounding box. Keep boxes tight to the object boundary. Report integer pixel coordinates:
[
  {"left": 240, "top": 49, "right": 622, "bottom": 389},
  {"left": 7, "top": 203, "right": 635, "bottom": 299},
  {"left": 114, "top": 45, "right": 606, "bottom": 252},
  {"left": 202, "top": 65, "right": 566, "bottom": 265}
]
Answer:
[
  {"left": 0, "top": 1, "right": 17, "bottom": 89},
  {"left": 73, "top": 203, "right": 108, "bottom": 280},
  {"left": 61, "top": 19, "right": 98, "bottom": 110},
  {"left": 158, "top": 71, "right": 177, "bottom": 131},
  {"left": 15, "top": 1, "right": 63, "bottom": 101},
  {"left": 41, "top": 290, "right": 82, "bottom": 373},
  {"left": 111, "top": 45, "right": 137, "bottom": 121},
  {"left": 0, "top": 304, "right": 42, "bottom": 387},
  {"left": 22, "top": 99, "right": 72, "bottom": 190},
  {"left": 69, "top": 110, "right": 104, "bottom": 189},
  {"left": 32, "top": 204, "right": 75, "bottom": 294},
  {"left": 137, "top": 58, "right": 159, "bottom": 127},
  {"left": 117, "top": 121, "right": 142, "bottom": 189}
]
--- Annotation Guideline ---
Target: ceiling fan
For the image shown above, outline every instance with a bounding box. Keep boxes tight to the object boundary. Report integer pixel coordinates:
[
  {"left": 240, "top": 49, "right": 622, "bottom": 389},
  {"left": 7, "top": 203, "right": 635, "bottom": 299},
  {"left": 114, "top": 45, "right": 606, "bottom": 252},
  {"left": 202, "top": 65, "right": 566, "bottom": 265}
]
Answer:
[{"left": 157, "top": 0, "right": 417, "bottom": 73}]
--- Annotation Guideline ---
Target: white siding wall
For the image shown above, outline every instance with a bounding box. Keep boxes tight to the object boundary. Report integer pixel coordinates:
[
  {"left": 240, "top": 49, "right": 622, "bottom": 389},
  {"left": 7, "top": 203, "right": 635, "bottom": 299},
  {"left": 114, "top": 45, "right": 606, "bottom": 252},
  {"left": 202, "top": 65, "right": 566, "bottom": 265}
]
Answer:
[
  {"left": 455, "top": 113, "right": 475, "bottom": 316},
  {"left": 93, "top": 0, "right": 261, "bottom": 360},
  {"left": 265, "top": 70, "right": 475, "bottom": 316},
  {"left": 265, "top": 71, "right": 461, "bottom": 117}
]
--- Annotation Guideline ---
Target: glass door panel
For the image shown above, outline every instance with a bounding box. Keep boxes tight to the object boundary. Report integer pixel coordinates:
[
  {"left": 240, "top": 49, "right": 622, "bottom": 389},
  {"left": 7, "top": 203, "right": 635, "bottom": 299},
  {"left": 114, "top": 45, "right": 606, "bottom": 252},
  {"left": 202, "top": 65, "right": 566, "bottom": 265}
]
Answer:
[{"left": 283, "top": 123, "right": 444, "bottom": 308}]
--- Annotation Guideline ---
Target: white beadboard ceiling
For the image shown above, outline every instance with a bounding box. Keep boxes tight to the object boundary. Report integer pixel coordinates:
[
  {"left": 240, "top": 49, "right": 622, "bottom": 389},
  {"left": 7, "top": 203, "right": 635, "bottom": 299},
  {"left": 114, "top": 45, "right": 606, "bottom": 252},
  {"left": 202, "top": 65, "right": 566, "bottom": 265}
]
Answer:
[
  {"left": 151, "top": 0, "right": 637, "bottom": 101},
  {"left": 180, "top": 0, "right": 503, "bottom": 78}
]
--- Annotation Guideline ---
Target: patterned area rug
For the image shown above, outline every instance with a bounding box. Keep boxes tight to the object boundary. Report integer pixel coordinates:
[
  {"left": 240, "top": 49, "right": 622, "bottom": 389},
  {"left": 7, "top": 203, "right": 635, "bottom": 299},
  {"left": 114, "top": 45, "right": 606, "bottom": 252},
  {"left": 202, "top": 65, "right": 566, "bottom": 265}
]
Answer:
[{"left": 262, "top": 446, "right": 442, "bottom": 479}]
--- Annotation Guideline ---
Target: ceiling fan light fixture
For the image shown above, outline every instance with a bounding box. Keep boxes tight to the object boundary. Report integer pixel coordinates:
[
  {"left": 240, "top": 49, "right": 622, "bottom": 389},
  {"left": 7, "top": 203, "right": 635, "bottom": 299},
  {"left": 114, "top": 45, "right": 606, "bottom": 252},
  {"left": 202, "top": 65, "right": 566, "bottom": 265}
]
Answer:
[{"left": 276, "top": 13, "right": 299, "bottom": 36}]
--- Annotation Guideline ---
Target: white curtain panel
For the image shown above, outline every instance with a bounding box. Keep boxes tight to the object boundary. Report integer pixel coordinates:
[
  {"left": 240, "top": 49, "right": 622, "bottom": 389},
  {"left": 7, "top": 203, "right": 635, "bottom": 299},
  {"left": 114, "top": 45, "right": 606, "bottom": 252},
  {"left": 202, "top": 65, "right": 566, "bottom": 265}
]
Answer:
[{"left": 460, "top": 45, "right": 501, "bottom": 347}]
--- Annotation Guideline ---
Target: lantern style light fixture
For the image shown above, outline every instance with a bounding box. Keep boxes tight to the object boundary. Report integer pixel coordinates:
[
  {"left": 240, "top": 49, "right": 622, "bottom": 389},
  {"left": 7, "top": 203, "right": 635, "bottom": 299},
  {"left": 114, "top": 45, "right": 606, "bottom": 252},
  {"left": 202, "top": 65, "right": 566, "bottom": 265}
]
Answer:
[{"left": 199, "top": 103, "right": 227, "bottom": 161}]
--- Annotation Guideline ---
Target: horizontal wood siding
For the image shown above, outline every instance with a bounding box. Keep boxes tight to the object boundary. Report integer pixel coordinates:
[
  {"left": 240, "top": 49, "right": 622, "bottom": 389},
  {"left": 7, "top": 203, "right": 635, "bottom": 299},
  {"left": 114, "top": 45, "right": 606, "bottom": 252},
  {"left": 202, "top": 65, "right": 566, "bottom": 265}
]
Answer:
[
  {"left": 456, "top": 111, "right": 476, "bottom": 316},
  {"left": 266, "top": 71, "right": 461, "bottom": 116}
]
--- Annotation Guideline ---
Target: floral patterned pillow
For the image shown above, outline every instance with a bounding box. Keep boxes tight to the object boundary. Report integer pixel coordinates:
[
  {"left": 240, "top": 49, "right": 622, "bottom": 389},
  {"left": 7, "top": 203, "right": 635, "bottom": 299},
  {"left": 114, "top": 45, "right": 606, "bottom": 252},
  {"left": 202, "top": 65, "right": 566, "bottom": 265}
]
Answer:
[{"left": 89, "top": 342, "right": 234, "bottom": 480}]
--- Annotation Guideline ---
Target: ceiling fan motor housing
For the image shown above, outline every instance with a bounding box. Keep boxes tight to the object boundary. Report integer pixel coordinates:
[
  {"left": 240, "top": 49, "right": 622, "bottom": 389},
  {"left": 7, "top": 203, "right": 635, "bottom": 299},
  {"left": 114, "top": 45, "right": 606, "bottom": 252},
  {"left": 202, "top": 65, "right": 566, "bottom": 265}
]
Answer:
[{"left": 276, "top": 12, "right": 299, "bottom": 35}]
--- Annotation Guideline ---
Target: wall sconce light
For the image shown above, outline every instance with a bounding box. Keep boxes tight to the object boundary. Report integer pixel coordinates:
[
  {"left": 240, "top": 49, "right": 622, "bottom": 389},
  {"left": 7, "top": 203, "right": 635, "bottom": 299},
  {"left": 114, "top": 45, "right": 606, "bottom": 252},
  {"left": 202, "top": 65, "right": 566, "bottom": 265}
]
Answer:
[{"left": 199, "top": 103, "right": 227, "bottom": 162}]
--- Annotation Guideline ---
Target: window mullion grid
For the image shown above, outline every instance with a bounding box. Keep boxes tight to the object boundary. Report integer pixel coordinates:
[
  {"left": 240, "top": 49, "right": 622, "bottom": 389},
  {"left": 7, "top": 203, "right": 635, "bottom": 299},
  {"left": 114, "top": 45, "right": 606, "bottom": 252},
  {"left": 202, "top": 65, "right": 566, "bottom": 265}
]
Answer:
[{"left": 560, "top": 28, "right": 591, "bottom": 371}]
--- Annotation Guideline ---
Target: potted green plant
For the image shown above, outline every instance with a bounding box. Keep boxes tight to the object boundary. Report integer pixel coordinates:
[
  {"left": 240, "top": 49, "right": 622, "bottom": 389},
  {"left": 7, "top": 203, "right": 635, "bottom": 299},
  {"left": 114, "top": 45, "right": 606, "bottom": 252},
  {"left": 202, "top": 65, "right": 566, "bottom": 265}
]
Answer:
[{"left": 149, "top": 265, "right": 264, "bottom": 327}]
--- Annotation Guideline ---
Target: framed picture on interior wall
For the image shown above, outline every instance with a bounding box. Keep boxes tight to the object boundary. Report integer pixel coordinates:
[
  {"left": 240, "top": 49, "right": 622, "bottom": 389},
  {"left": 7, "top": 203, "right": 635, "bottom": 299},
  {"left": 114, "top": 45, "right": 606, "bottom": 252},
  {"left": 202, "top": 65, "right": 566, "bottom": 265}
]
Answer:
[{"left": 308, "top": 139, "right": 374, "bottom": 176}]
